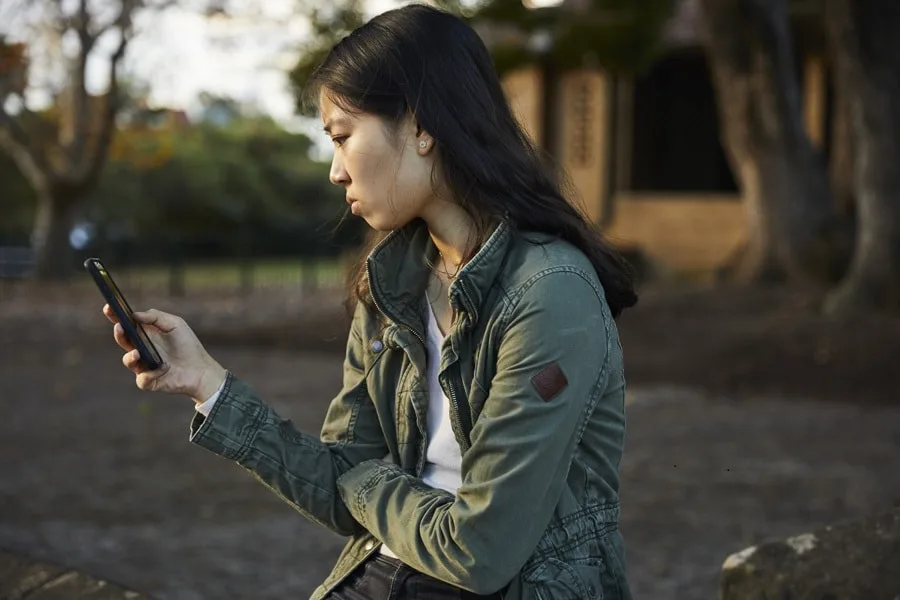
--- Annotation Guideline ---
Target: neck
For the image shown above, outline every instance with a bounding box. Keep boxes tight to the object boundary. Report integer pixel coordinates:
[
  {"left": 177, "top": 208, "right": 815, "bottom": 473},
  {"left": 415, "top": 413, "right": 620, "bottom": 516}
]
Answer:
[{"left": 421, "top": 200, "right": 481, "bottom": 273}]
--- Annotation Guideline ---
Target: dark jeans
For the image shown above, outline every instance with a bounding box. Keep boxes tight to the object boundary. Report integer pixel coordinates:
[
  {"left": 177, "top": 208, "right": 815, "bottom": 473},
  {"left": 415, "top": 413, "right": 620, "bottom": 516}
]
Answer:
[{"left": 327, "top": 553, "right": 504, "bottom": 600}]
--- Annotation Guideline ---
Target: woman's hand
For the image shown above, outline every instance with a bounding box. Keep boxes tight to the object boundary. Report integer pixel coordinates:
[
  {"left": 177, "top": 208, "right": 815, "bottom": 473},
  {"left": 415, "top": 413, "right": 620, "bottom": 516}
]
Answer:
[{"left": 103, "top": 304, "right": 227, "bottom": 403}]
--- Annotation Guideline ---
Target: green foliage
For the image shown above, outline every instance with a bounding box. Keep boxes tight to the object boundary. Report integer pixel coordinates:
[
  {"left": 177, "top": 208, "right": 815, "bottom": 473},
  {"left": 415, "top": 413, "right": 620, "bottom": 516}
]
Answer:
[
  {"left": 77, "top": 113, "right": 351, "bottom": 257},
  {"left": 288, "top": 1, "right": 367, "bottom": 116}
]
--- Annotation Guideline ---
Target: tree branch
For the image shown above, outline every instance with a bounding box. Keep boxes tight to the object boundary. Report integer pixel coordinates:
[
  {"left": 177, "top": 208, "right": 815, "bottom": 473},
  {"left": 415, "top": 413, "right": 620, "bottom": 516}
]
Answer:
[
  {"left": 0, "top": 105, "right": 54, "bottom": 196},
  {"left": 65, "top": 0, "right": 135, "bottom": 192},
  {"left": 66, "top": 0, "right": 94, "bottom": 165}
]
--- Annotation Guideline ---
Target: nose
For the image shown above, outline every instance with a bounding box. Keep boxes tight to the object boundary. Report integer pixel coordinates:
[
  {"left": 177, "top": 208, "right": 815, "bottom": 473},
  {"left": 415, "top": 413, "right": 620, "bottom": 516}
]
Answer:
[{"left": 329, "top": 152, "right": 349, "bottom": 186}]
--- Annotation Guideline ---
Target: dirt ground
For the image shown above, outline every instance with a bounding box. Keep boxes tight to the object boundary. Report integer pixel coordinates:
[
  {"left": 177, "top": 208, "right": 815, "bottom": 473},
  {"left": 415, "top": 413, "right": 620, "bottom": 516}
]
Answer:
[{"left": 1, "top": 282, "right": 899, "bottom": 600}]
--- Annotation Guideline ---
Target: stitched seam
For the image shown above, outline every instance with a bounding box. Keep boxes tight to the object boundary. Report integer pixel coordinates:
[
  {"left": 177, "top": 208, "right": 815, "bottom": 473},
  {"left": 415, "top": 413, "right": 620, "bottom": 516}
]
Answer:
[
  {"left": 353, "top": 464, "right": 397, "bottom": 524},
  {"left": 497, "top": 266, "right": 603, "bottom": 328},
  {"left": 533, "top": 523, "right": 618, "bottom": 562},
  {"left": 337, "top": 325, "right": 390, "bottom": 449},
  {"left": 233, "top": 404, "right": 265, "bottom": 463},
  {"left": 210, "top": 388, "right": 266, "bottom": 463},
  {"left": 386, "top": 561, "right": 404, "bottom": 599}
]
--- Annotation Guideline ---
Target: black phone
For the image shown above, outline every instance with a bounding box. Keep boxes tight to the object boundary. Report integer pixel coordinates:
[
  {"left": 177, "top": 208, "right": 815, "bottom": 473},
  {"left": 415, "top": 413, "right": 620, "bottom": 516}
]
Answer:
[{"left": 84, "top": 257, "right": 164, "bottom": 371}]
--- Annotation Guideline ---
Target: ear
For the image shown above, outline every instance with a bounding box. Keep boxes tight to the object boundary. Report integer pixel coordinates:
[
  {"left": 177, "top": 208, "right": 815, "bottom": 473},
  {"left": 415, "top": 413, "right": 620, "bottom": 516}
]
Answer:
[{"left": 415, "top": 122, "right": 434, "bottom": 156}]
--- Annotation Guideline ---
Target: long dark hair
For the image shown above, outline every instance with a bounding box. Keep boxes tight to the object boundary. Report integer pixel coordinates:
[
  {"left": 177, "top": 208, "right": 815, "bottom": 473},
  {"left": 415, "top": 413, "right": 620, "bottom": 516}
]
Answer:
[{"left": 307, "top": 3, "right": 637, "bottom": 318}]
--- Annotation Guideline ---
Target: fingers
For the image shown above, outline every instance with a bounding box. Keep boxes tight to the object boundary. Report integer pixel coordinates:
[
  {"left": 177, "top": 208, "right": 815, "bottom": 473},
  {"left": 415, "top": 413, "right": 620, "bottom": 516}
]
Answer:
[
  {"left": 133, "top": 308, "right": 182, "bottom": 333},
  {"left": 123, "top": 350, "right": 169, "bottom": 390},
  {"left": 103, "top": 303, "right": 119, "bottom": 324},
  {"left": 135, "top": 362, "right": 170, "bottom": 392},
  {"left": 122, "top": 348, "right": 143, "bottom": 372},
  {"left": 113, "top": 322, "right": 135, "bottom": 352}
]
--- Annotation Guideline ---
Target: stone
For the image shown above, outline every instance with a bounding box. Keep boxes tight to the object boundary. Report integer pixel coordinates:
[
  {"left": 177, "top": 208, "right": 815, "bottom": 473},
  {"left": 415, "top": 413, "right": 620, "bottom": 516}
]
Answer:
[
  {"left": 0, "top": 549, "right": 150, "bottom": 599},
  {"left": 719, "top": 506, "right": 900, "bottom": 600}
]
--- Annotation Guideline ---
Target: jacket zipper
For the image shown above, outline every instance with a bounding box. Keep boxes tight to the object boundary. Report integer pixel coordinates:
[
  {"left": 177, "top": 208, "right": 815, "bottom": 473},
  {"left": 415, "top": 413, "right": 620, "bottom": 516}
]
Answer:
[{"left": 366, "top": 236, "right": 470, "bottom": 463}]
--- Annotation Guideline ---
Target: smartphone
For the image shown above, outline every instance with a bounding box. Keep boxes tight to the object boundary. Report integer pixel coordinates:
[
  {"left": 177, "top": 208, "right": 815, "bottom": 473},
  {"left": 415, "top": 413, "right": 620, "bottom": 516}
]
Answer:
[{"left": 84, "top": 257, "right": 164, "bottom": 371}]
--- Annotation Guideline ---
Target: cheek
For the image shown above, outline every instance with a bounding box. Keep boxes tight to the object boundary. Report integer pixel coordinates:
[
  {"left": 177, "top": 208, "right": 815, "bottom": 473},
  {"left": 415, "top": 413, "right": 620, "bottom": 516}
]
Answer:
[
  {"left": 350, "top": 147, "right": 397, "bottom": 191},
  {"left": 394, "top": 158, "right": 433, "bottom": 204}
]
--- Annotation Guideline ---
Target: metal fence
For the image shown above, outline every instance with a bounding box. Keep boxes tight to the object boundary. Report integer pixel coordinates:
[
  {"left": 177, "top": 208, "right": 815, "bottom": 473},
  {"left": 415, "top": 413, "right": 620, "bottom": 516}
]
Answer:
[
  {"left": 0, "top": 246, "right": 34, "bottom": 280},
  {"left": 0, "top": 249, "right": 347, "bottom": 301}
]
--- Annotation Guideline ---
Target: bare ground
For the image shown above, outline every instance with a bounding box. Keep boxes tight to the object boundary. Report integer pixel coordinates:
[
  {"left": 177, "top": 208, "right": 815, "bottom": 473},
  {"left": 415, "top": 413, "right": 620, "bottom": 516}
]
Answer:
[{"left": 1, "top": 282, "right": 899, "bottom": 599}]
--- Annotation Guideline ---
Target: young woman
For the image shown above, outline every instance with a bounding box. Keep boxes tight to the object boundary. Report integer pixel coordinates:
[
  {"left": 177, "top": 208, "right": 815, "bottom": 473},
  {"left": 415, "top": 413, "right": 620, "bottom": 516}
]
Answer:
[{"left": 104, "top": 4, "right": 637, "bottom": 599}]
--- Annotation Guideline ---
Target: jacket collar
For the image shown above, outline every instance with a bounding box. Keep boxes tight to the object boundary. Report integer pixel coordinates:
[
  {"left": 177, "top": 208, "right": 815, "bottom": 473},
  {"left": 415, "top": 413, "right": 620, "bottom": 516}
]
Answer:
[{"left": 366, "top": 218, "right": 513, "bottom": 332}]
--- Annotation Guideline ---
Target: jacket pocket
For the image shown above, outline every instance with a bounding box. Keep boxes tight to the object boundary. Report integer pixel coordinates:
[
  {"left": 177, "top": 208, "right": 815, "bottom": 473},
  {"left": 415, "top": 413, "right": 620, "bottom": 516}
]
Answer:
[{"left": 523, "top": 557, "right": 605, "bottom": 600}]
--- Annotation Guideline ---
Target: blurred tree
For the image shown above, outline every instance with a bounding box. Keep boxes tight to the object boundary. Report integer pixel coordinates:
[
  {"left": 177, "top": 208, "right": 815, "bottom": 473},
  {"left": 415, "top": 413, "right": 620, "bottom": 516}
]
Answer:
[
  {"left": 472, "top": 0, "right": 673, "bottom": 77},
  {"left": 0, "top": 149, "right": 35, "bottom": 241},
  {"left": 823, "top": 0, "right": 900, "bottom": 313},
  {"left": 83, "top": 111, "right": 347, "bottom": 260},
  {"left": 0, "top": 0, "right": 143, "bottom": 279},
  {"left": 288, "top": 0, "right": 673, "bottom": 115},
  {"left": 699, "top": 0, "right": 851, "bottom": 286},
  {"left": 0, "top": 0, "right": 225, "bottom": 280},
  {"left": 288, "top": 1, "right": 366, "bottom": 116}
]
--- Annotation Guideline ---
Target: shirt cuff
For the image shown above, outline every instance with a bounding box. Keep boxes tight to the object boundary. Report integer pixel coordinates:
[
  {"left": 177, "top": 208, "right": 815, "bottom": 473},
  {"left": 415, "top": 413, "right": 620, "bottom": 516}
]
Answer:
[{"left": 195, "top": 378, "right": 226, "bottom": 416}]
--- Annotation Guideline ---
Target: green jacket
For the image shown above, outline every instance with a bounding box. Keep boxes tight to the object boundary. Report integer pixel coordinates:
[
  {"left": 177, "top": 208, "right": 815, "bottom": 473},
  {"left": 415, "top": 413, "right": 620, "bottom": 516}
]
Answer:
[{"left": 189, "top": 219, "right": 632, "bottom": 600}]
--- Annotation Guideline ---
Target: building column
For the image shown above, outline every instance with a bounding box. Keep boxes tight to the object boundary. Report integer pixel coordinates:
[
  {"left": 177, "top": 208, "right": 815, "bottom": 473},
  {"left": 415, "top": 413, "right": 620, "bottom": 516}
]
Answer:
[
  {"left": 554, "top": 68, "right": 612, "bottom": 225},
  {"left": 500, "top": 66, "right": 545, "bottom": 147},
  {"left": 802, "top": 53, "right": 827, "bottom": 149}
]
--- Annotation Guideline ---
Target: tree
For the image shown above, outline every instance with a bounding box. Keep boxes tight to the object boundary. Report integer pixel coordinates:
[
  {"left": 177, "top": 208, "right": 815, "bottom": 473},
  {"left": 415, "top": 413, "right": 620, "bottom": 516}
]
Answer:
[
  {"left": 0, "top": 0, "right": 173, "bottom": 280},
  {"left": 288, "top": 1, "right": 366, "bottom": 117},
  {"left": 823, "top": 0, "right": 900, "bottom": 313},
  {"left": 698, "top": 0, "right": 851, "bottom": 286},
  {"left": 0, "top": 149, "right": 35, "bottom": 241},
  {"left": 288, "top": 0, "right": 673, "bottom": 114}
]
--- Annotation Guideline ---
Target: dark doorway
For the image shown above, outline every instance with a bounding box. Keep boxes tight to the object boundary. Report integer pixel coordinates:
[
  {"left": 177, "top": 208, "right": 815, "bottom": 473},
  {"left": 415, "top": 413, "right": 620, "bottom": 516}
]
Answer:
[{"left": 629, "top": 48, "right": 738, "bottom": 193}]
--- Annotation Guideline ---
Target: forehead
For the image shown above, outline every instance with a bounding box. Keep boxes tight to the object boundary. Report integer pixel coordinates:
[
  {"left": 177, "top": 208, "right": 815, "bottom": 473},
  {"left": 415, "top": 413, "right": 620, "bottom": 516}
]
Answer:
[{"left": 320, "top": 91, "right": 356, "bottom": 131}]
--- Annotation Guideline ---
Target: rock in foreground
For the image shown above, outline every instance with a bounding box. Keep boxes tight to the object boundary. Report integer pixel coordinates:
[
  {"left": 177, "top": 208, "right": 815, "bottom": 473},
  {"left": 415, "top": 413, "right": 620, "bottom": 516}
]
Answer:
[
  {"left": 720, "top": 507, "right": 900, "bottom": 600},
  {"left": 0, "top": 549, "right": 150, "bottom": 600}
]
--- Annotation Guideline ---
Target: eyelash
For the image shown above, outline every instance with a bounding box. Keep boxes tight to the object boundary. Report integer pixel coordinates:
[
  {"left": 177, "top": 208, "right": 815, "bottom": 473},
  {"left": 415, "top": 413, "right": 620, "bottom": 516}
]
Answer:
[{"left": 332, "top": 136, "right": 348, "bottom": 147}]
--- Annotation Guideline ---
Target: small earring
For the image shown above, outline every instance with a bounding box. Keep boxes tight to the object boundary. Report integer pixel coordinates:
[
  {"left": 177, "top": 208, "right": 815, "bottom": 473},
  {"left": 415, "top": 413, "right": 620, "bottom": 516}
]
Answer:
[{"left": 419, "top": 140, "right": 428, "bottom": 149}]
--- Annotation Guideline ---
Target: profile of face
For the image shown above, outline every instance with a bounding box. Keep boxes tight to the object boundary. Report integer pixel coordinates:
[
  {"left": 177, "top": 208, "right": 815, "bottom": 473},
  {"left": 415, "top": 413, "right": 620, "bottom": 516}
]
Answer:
[{"left": 321, "top": 91, "right": 439, "bottom": 231}]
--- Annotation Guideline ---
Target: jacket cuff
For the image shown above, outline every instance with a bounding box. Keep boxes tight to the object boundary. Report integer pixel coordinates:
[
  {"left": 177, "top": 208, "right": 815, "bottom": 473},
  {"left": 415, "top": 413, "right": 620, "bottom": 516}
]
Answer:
[
  {"left": 189, "top": 371, "right": 262, "bottom": 462},
  {"left": 336, "top": 459, "right": 406, "bottom": 526}
]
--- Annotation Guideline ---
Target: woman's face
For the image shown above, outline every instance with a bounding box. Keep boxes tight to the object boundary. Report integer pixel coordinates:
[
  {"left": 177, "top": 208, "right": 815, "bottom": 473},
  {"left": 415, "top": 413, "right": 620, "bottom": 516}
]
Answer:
[{"left": 321, "top": 91, "right": 437, "bottom": 231}]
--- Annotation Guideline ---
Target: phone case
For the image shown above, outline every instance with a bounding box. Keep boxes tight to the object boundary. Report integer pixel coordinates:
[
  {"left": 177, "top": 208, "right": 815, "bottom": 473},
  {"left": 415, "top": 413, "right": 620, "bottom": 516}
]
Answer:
[{"left": 84, "top": 258, "right": 164, "bottom": 371}]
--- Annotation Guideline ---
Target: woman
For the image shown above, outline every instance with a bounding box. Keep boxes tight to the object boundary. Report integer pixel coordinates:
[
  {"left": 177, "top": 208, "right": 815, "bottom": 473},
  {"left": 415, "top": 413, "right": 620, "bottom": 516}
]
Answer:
[{"left": 104, "top": 4, "right": 637, "bottom": 599}]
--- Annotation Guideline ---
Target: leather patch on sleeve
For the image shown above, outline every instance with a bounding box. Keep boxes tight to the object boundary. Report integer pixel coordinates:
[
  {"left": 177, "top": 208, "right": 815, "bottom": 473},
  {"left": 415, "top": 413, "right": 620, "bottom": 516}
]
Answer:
[{"left": 531, "top": 362, "right": 568, "bottom": 402}]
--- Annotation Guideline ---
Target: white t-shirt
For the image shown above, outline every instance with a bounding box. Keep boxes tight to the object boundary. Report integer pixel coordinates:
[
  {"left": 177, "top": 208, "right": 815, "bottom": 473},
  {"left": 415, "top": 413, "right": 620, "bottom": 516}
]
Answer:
[{"left": 380, "top": 298, "right": 463, "bottom": 557}]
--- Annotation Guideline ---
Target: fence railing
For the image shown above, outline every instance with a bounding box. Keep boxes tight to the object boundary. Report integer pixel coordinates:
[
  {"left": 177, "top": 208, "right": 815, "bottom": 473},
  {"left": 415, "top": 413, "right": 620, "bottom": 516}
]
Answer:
[
  {"left": 0, "top": 255, "right": 348, "bottom": 303},
  {"left": 0, "top": 246, "right": 34, "bottom": 280}
]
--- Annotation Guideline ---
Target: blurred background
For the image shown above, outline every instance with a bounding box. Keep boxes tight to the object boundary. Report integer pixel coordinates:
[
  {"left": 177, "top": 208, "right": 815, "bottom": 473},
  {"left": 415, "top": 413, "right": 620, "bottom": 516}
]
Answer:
[{"left": 1, "top": 0, "right": 899, "bottom": 599}]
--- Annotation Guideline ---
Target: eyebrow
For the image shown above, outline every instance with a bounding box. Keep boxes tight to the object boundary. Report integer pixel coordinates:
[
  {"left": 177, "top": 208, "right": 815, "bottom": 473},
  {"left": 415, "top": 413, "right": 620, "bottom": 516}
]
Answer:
[{"left": 323, "top": 117, "right": 351, "bottom": 134}]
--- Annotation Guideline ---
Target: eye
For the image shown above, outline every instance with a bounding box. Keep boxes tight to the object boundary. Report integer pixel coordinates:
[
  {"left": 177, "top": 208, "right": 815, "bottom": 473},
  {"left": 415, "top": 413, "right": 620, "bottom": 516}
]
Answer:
[{"left": 331, "top": 135, "right": 348, "bottom": 147}]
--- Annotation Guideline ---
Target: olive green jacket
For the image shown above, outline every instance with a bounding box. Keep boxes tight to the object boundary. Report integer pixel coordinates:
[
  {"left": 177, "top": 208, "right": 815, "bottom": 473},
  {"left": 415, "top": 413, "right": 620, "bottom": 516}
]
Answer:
[{"left": 189, "top": 219, "right": 632, "bottom": 600}]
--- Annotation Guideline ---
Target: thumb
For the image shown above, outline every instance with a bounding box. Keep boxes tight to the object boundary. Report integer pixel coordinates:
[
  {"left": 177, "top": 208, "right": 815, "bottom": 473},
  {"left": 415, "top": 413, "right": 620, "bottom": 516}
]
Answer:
[{"left": 133, "top": 308, "right": 182, "bottom": 333}]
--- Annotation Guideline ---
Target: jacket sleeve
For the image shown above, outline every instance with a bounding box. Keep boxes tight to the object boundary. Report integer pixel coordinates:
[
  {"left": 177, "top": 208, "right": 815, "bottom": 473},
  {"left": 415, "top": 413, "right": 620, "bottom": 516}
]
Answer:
[
  {"left": 334, "top": 270, "right": 614, "bottom": 594},
  {"left": 188, "top": 304, "right": 389, "bottom": 537}
]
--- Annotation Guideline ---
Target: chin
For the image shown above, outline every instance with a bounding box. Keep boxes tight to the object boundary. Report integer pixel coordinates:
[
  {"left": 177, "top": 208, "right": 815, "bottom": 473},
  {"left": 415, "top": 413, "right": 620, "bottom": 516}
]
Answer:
[{"left": 363, "top": 214, "right": 413, "bottom": 232}]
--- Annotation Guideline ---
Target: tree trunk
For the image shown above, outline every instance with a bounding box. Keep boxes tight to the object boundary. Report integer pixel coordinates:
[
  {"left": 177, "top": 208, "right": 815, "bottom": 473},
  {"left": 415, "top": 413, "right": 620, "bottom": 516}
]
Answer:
[
  {"left": 31, "top": 190, "right": 79, "bottom": 280},
  {"left": 700, "top": 0, "right": 851, "bottom": 286},
  {"left": 824, "top": 0, "right": 900, "bottom": 314}
]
